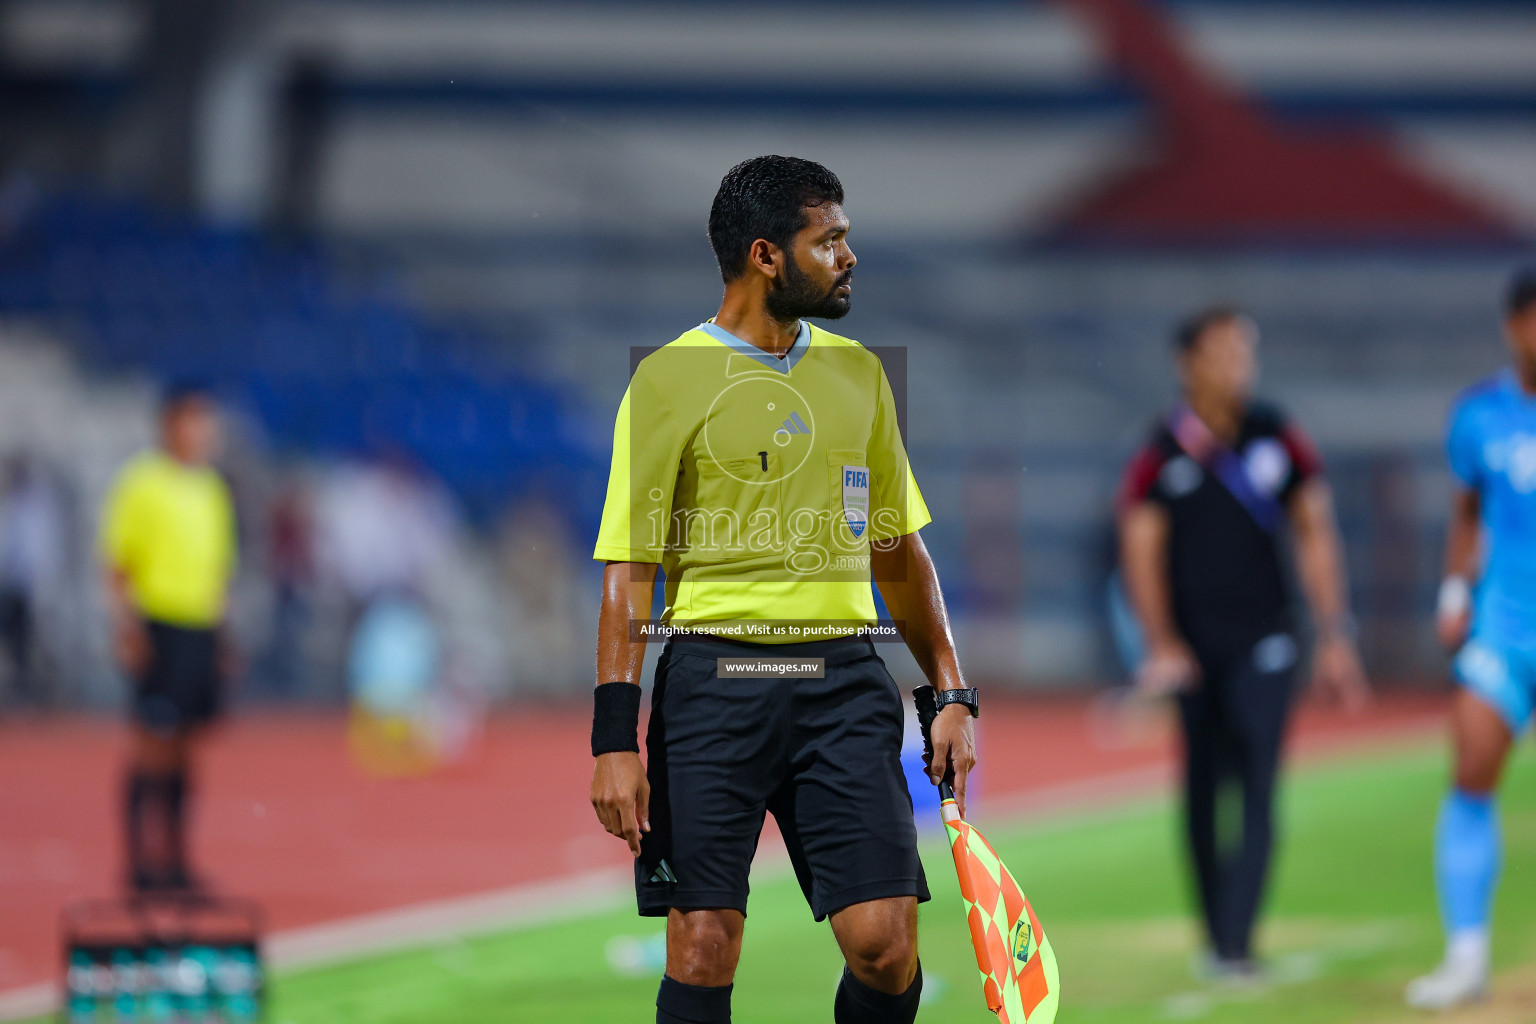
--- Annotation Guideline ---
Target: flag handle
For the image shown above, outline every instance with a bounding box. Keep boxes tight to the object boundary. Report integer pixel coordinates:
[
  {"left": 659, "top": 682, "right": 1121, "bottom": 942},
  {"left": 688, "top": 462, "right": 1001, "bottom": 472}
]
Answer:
[
  {"left": 937, "top": 780, "right": 963, "bottom": 824},
  {"left": 914, "top": 685, "right": 963, "bottom": 822}
]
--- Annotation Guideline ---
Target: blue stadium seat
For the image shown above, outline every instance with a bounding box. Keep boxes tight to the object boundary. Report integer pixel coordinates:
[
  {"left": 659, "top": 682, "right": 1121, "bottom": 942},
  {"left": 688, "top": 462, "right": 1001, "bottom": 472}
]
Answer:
[{"left": 0, "top": 191, "right": 602, "bottom": 529}]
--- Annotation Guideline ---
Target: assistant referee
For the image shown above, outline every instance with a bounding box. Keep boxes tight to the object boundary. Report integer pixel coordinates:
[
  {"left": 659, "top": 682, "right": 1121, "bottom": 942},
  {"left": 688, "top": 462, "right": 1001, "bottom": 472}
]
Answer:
[
  {"left": 101, "top": 384, "right": 237, "bottom": 893},
  {"left": 589, "top": 156, "right": 978, "bottom": 1024}
]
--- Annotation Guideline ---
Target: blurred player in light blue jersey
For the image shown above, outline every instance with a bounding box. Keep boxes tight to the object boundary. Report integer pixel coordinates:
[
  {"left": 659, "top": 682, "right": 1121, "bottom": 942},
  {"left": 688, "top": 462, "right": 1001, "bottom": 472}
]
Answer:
[{"left": 1408, "top": 269, "right": 1536, "bottom": 1010}]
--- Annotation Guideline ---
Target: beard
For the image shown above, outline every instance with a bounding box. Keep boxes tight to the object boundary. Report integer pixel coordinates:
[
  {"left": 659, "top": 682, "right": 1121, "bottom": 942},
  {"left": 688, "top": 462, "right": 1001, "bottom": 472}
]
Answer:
[{"left": 765, "top": 257, "right": 852, "bottom": 322}]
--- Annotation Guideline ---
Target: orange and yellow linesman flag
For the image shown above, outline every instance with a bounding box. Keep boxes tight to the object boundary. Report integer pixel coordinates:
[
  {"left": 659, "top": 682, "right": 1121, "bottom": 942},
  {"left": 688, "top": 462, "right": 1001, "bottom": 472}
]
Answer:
[
  {"left": 915, "top": 685, "right": 1059, "bottom": 1023},
  {"left": 940, "top": 784, "right": 1060, "bottom": 1023}
]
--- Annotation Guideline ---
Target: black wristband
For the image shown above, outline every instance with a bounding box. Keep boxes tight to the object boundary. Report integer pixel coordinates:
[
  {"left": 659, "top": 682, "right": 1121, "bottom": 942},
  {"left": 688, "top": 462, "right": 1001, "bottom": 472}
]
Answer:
[{"left": 592, "top": 682, "right": 642, "bottom": 756}]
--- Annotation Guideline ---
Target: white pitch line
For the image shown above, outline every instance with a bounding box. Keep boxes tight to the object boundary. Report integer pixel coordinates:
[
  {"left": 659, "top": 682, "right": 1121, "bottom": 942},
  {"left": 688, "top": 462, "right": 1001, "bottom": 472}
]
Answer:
[
  {"left": 1156, "top": 921, "right": 1410, "bottom": 1020},
  {"left": 0, "top": 984, "right": 53, "bottom": 1021},
  {"left": 266, "top": 866, "right": 634, "bottom": 971}
]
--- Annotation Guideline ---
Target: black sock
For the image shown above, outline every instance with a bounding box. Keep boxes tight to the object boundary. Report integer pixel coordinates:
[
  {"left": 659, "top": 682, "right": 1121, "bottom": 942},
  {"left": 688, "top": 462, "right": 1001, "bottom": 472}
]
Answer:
[
  {"left": 656, "top": 975, "right": 732, "bottom": 1024},
  {"left": 125, "top": 771, "right": 148, "bottom": 882},
  {"left": 164, "top": 771, "right": 188, "bottom": 881},
  {"left": 124, "top": 770, "right": 186, "bottom": 888},
  {"left": 834, "top": 962, "right": 923, "bottom": 1024},
  {"left": 125, "top": 770, "right": 164, "bottom": 885}
]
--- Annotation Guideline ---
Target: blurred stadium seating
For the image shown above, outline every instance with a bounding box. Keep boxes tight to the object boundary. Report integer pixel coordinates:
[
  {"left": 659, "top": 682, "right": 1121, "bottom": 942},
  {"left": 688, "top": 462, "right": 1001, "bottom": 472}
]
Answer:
[{"left": 0, "top": 190, "right": 604, "bottom": 525}]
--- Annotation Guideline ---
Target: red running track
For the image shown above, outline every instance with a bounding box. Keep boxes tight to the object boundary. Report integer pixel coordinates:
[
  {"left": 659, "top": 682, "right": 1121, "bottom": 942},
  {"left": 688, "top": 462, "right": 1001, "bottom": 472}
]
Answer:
[{"left": 0, "top": 690, "right": 1447, "bottom": 997}]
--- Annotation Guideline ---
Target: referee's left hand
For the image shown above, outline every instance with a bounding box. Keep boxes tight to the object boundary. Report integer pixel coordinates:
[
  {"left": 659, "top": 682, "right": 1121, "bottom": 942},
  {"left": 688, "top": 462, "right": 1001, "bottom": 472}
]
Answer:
[{"left": 928, "top": 704, "right": 977, "bottom": 817}]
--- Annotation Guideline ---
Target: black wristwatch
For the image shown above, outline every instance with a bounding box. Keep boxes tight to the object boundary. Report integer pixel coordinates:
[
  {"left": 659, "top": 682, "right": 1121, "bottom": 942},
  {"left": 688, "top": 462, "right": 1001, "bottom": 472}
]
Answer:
[{"left": 934, "top": 687, "right": 980, "bottom": 718}]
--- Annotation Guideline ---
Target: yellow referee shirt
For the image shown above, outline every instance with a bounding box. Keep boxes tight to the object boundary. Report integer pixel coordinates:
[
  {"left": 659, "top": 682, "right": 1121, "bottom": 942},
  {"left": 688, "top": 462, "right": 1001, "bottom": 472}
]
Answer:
[
  {"left": 100, "top": 451, "right": 237, "bottom": 629},
  {"left": 593, "top": 321, "right": 931, "bottom": 641}
]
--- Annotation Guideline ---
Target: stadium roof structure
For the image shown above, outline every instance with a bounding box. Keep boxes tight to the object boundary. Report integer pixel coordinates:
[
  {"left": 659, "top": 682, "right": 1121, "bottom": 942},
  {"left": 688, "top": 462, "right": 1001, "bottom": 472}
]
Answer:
[{"left": 1048, "top": 0, "right": 1513, "bottom": 245}]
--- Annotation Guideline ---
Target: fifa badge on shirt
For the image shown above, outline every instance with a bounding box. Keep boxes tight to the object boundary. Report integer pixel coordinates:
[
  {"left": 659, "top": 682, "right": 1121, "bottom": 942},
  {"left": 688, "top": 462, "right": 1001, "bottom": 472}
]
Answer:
[{"left": 842, "top": 466, "right": 870, "bottom": 539}]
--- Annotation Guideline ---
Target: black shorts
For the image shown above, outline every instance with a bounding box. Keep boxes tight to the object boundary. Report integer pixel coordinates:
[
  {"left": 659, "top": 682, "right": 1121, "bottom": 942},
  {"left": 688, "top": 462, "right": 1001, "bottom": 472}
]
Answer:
[
  {"left": 637, "top": 635, "right": 929, "bottom": 922},
  {"left": 133, "top": 620, "right": 222, "bottom": 733}
]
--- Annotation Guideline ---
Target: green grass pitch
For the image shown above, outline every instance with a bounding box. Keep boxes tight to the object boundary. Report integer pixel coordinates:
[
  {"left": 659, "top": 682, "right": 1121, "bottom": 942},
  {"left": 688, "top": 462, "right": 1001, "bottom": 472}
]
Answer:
[{"left": 41, "top": 740, "right": 1536, "bottom": 1023}]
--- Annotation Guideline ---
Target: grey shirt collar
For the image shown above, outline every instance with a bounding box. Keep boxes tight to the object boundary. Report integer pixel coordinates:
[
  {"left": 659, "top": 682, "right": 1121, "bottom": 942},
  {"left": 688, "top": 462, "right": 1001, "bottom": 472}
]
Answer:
[{"left": 696, "top": 319, "right": 811, "bottom": 375}]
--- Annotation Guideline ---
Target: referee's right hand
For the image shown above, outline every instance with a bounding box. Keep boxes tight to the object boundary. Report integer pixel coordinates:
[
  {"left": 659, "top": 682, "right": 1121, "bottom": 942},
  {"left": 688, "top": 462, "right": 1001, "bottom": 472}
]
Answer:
[{"left": 591, "top": 752, "right": 650, "bottom": 857}]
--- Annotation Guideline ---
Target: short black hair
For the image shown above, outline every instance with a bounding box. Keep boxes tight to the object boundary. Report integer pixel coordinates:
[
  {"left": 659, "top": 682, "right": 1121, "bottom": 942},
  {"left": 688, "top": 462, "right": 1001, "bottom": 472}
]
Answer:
[
  {"left": 160, "top": 379, "right": 213, "bottom": 414},
  {"left": 708, "top": 156, "right": 844, "bottom": 283},
  {"left": 1507, "top": 268, "right": 1536, "bottom": 318},
  {"left": 1174, "top": 305, "right": 1243, "bottom": 353}
]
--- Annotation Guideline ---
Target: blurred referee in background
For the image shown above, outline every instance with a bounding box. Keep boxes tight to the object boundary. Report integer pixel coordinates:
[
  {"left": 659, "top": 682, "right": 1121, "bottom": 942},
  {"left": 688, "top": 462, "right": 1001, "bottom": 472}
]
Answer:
[
  {"left": 589, "top": 156, "right": 977, "bottom": 1024},
  {"left": 100, "top": 385, "right": 237, "bottom": 894},
  {"left": 1118, "top": 308, "right": 1369, "bottom": 978}
]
